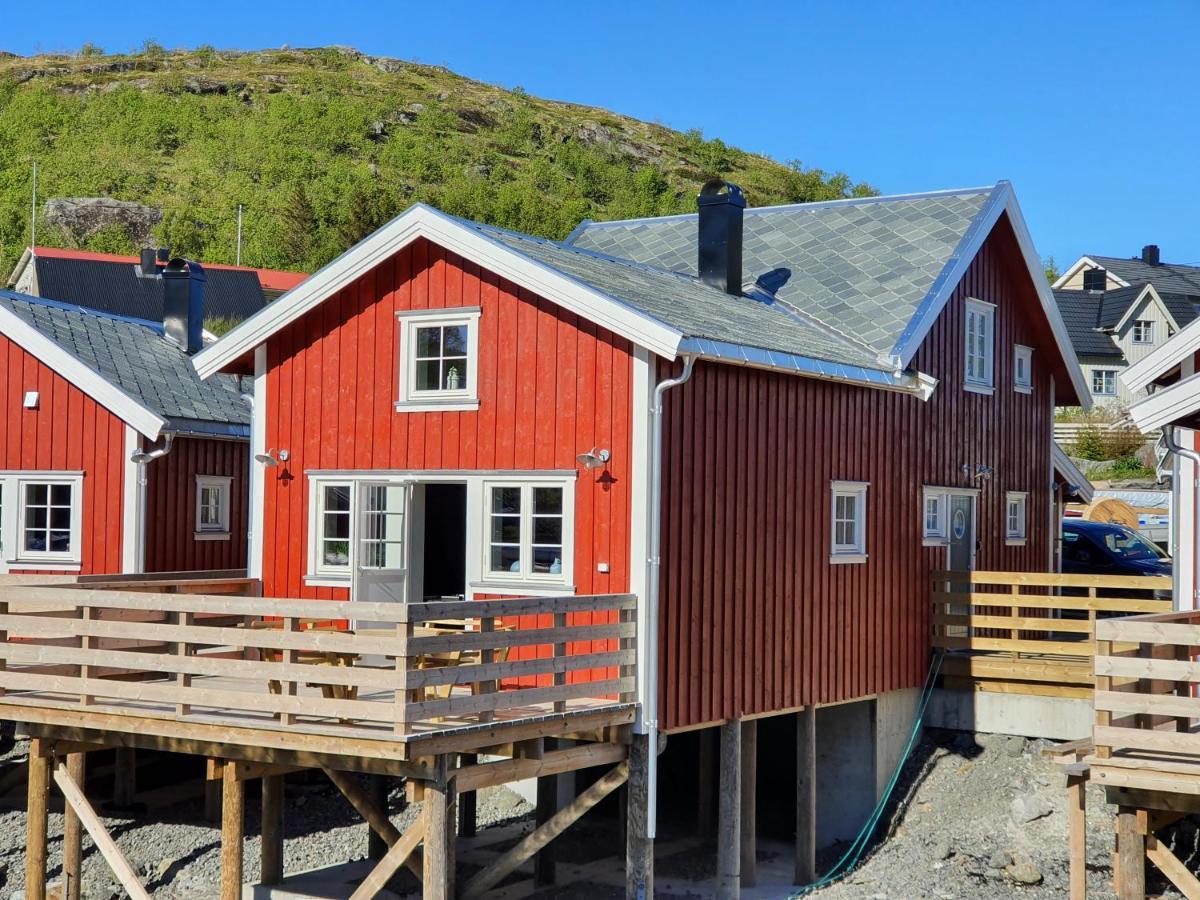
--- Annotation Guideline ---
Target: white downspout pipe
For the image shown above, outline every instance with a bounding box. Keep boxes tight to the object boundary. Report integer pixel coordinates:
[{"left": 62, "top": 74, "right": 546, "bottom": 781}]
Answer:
[
  {"left": 644, "top": 353, "right": 695, "bottom": 840},
  {"left": 129, "top": 433, "right": 175, "bottom": 573},
  {"left": 1164, "top": 425, "right": 1200, "bottom": 610}
]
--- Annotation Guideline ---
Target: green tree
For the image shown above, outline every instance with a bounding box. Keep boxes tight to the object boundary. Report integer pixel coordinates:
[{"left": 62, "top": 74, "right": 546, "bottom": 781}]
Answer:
[
  {"left": 278, "top": 185, "right": 316, "bottom": 267},
  {"left": 1044, "top": 256, "right": 1060, "bottom": 284}
]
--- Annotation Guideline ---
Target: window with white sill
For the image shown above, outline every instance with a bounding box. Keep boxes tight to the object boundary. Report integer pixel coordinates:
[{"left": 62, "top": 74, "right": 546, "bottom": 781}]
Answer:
[
  {"left": 396, "top": 307, "right": 481, "bottom": 411},
  {"left": 195, "top": 475, "right": 232, "bottom": 539},
  {"left": 1132, "top": 320, "right": 1154, "bottom": 344},
  {"left": 485, "top": 482, "right": 573, "bottom": 584},
  {"left": 1006, "top": 491, "right": 1028, "bottom": 545},
  {"left": 0, "top": 472, "right": 84, "bottom": 567},
  {"left": 964, "top": 298, "right": 996, "bottom": 393},
  {"left": 830, "top": 480, "right": 868, "bottom": 563},
  {"left": 1013, "top": 345, "right": 1033, "bottom": 394},
  {"left": 1092, "top": 369, "right": 1117, "bottom": 396},
  {"left": 922, "top": 488, "right": 948, "bottom": 545}
]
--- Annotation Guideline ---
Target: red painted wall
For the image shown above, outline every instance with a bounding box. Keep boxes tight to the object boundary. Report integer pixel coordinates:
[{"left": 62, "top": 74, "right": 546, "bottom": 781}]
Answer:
[
  {"left": 657, "top": 215, "right": 1057, "bottom": 729},
  {"left": 143, "top": 436, "right": 249, "bottom": 573},
  {"left": 0, "top": 332, "right": 126, "bottom": 574},
  {"left": 260, "top": 237, "right": 634, "bottom": 603}
]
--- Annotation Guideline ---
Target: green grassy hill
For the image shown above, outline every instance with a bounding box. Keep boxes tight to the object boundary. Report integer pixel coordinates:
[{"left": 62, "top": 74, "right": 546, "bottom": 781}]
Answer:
[{"left": 0, "top": 44, "right": 874, "bottom": 277}]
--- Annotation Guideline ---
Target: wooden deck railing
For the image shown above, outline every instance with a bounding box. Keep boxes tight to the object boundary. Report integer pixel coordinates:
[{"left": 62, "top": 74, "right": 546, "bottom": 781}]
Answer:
[
  {"left": 932, "top": 570, "right": 1172, "bottom": 697},
  {"left": 0, "top": 586, "right": 637, "bottom": 743},
  {"left": 1092, "top": 610, "right": 1200, "bottom": 761}
]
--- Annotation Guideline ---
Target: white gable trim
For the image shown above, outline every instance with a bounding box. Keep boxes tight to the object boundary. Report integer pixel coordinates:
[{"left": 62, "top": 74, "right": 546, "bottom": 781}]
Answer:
[
  {"left": 0, "top": 300, "right": 165, "bottom": 439},
  {"left": 1112, "top": 284, "right": 1178, "bottom": 334},
  {"left": 1121, "top": 316, "right": 1200, "bottom": 395},
  {"left": 890, "top": 182, "right": 1091, "bottom": 408},
  {"left": 1051, "top": 442, "right": 1094, "bottom": 504},
  {"left": 193, "top": 204, "right": 684, "bottom": 380},
  {"left": 1052, "top": 255, "right": 1131, "bottom": 291},
  {"left": 1127, "top": 372, "right": 1200, "bottom": 432}
]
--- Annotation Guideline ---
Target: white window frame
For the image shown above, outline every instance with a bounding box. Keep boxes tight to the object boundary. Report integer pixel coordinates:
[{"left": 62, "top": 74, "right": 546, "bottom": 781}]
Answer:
[
  {"left": 0, "top": 472, "right": 84, "bottom": 569},
  {"left": 308, "top": 478, "right": 355, "bottom": 581},
  {"left": 1092, "top": 369, "right": 1117, "bottom": 396},
  {"left": 1013, "top": 344, "right": 1033, "bottom": 394},
  {"left": 963, "top": 297, "right": 996, "bottom": 395},
  {"left": 396, "top": 306, "right": 481, "bottom": 412},
  {"left": 1132, "top": 320, "right": 1154, "bottom": 344},
  {"left": 1006, "top": 491, "right": 1028, "bottom": 546},
  {"left": 481, "top": 480, "right": 574, "bottom": 587},
  {"left": 922, "top": 487, "right": 948, "bottom": 546},
  {"left": 830, "top": 480, "right": 868, "bottom": 564},
  {"left": 194, "top": 475, "right": 233, "bottom": 541}
]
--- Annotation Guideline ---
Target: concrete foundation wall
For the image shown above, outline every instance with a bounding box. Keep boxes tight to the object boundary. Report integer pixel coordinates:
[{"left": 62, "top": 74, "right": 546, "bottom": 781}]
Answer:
[{"left": 926, "top": 688, "right": 1092, "bottom": 740}]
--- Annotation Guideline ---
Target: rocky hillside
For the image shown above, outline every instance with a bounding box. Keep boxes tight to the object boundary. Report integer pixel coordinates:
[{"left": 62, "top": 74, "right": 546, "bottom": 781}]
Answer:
[{"left": 0, "top": 45, "right": 874, "bottom": 277}]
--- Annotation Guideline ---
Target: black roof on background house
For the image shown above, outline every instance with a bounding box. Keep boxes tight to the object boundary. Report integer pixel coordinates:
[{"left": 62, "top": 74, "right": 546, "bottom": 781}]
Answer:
[
  {"left": 1053, "top": 283, "right": 1199, "bottom": 358},
  {"left": 1088, "top": 254, "right": 1200, "bottom": 299},
  {"left": 30, "top": 255, "right": 266, "bottom": 322}
]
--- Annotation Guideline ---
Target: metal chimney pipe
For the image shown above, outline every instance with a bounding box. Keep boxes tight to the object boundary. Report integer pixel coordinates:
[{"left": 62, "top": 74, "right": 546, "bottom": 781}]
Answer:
[{"left": 697, "top": 180, "right": 746, "bottom": 295}]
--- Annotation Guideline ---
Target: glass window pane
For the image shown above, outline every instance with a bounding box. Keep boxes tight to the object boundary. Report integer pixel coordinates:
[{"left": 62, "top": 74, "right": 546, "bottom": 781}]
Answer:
[
  {"left": 492, "top": 488, "right": 521, "bottom": 515},
  {"left": 26, "top": 484, "right": 46, "bottom": 506},
  {"left": 533, "top": 517, "right": 562, "bottom": 544},
  {"left": 323, "top": 540, "right": 350, "bottom": 567},
  {"left": 324, "top": 511, "right": 350, "bottom": 540},
  {"left": 490, "top": 545, "right": 521, "bottom": 573},
  {"left": 533, "top": 547, "right": 562, "bottom": 574},
  {"left": 491, "top": 516, "right": 520, "bottom": 544},
  {"left": 442, "top": 325, "right": 468, "bottom": 356},
  {"left": 533, "top": 487, "right": 562, "bottom": 515},
  {"left": 50, "top": 484, "right": 71, "bottom": 506},
  {"left": 324, "top": 485, "right": 350, "bottom": 512},
  {"left": 26, "top": 507, "right": 46, "bottom": 530},
  {"left": 50, "top": 507, "right": 71, "bottom": 530},
  {"left": 443, "top": 359, "right": 466, "bottom": 391},
  {"left": 415, "top": 359, "right": 441, "bottom": 391},
  {"left": 49, "top": 531, "right": 71, "bottom": 552},
  {"left": 415, "top": 326, "right": 441, "bottom": 358},
  {"left": 24, "top": 529, "right": 44, "bottom": 552}
]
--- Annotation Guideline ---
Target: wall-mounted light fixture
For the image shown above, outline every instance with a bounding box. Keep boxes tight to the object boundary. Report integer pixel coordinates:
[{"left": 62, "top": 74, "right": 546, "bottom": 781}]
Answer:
[
  {"left": 576, "top": 447, "right": 611, "bottom": 471},
  {"left": 22, "top": 391, "right": 38, "bottom": 410},
  {"left": 254, "top": 448, "right": 289, "bottom": 468}
]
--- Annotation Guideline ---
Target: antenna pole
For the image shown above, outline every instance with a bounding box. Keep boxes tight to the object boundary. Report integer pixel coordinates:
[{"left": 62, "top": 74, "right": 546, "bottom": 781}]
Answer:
[
  {"left": 236, "top": 204, "right": 243, "bottom": 266},
  {"left": 30, "top": 161, "right": 38, "bottom": 251}
]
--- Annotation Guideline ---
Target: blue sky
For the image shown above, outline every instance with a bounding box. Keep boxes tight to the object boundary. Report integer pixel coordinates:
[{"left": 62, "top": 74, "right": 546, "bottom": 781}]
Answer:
[{"left": 6, "top": 1, "right": 1199, "bottom": 269}]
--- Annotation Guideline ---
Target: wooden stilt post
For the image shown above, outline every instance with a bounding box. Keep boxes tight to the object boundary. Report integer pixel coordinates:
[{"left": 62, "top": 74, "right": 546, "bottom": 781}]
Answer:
[
  {"left": 112, "top": 747, "right": 136, "bottom": 808},
  {"left": 261, "top": 773, "right": 285, "bottom": 886},
  {"left": 1067, "top": 767, "right": 1086, "bottom": 900},
  {"left": 626, "top": 733, "right": 652, "bottom": 900},
  {"left": 740, "top": 719, "right": 757, "bottom": 888},
  {"left": 795, "top": 705, "right": 816, "bottom": 886},
  {"left": 717, "top": 720, "right": 741, "bottom": 900},
  {"left": 220, "top": 761, "right": 245, "bottom": 900},
  {"left": 1116, "top": 807, "right": 1145, "bottom": 900},
  {"left": 25, "top": 738, "right": 50, "bottom": 900},
  {"left": 423, "top": 755, "right": 456, "bottom": 900},
  {"left": 459, "top": 753, "right": 478, "bottom": 838},
  {"left": 367, "top": 774, "right": 388, "bottom": 860},
  {"left": 698, "top": 727, "right": 715, "bottom": 838},
  {"left": 63, "top": 752, "right": 87, "bottom": 900},
  {"left": 535, "top": 739, "right": 557, "bottom": 886},
  {"left": 205, "top": 758, "right": 221, "bottom": 822}
]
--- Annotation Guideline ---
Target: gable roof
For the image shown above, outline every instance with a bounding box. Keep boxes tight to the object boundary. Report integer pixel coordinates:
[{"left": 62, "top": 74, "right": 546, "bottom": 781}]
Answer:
[
  {"left": 1052, "top": 290, "right": 1122, "bottom": 357},
  {"left": 194, "top": 183, "right": 1088, "bottom": 405},
  {"left": 1052, "top": 442, "right": 1094, "bottom": 503},
  {"left": 0, "top": 290, "right": 250, "bottom": 440},
  {"left": 1087, "top": 254, "right": 1200, "bottom": 299},
  {"left": 1054, "top": 283, "right": 1196, "bottom": 360}
]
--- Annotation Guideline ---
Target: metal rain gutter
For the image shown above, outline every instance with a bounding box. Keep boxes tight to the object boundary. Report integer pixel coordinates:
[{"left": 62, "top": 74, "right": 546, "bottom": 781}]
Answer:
[{"left": 1164, "top": 426, "right": 1200, "bottom": 611}]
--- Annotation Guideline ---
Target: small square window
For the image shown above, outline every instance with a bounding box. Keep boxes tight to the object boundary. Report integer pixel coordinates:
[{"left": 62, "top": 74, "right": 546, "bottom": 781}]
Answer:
[
  {"left": 1132, "top": 320, "right": 1154, "bottom": 344},
  {"left": 195, "top": 475, "right": 233, "bottom": 539},
  {"left": 1013, "top": 345, "right": 1033, "bottom": 394},
  {"left": 1005, "top": 491, "right": 1028, "bottom": 545},
  {"left": 7, "top": 474, "right": 83, "bottom": 565},
  {"left": 1092, "top": 369, "right": 1117, "bottom": 396},
  {"left": 830, "top": 481, "right": 868, "bottom": 563},
  {"left": 397, "top": 307, "right": 481, "bottom": 411}
]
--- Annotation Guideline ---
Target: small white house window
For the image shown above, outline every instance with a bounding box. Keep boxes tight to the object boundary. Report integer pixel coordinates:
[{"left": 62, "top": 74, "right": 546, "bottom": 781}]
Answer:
[
  {"left": 1013, "top": 345, "right": 1033, "bottom": 394},
  {"left": 9, "top": 474, "right": 83, "bottom": 565},
  {"left": 964, "top": 298, "right": 996, "bottom": 394},
  {"left": 313, "top": 481, "right": 353, "bottom": 576},
  {"left": 922, "top": 488, "right": 948, "bottom": 545},
  {"left": 830, "top": 481, "right": 868, "bottom": 564},
  {"left": 396, "top": 307, "right": 481, "bottom": 411},
  {"left": 1006, "top": 491, "right": 1028, "bottom": 545},
  {"left": 1132, "top": 320, "right": 1154, "bottom": 344},
  {"left": 1092, "top": 370, "right": 1117, "bottom": 396},
  {"left": 194, "top": 475, "right": 232, "bottom": 540},
  {"left": 485, "top": 482, "right": 572, "bottom": 583}
]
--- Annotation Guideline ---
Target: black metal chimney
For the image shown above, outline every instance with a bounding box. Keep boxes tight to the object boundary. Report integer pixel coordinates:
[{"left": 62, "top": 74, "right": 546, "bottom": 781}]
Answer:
[
  {"left": 136, "top": 247, "right": 157, "bottom": 279},
  {"left": 697, "top": 179, "right": 745, "bottom": 295},
  {"left": 1082, "top": 267, "right": 1107, "bottom": 292},
  {"left": 1142, "top": 244, "right": 1161, "bottom": 265},
  {"left": 161, "top": 258, "right": 206, "bottom": 354}
]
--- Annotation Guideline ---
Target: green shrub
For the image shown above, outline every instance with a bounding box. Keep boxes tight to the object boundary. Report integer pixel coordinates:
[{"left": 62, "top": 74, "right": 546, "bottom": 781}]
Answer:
[
  {"left": 1072, "top": 426, "right": 1107, "bottom": 461},
  {"left": 1101, "top": 426, "right": 1147, "bottom": 460},
  {"left": 1109, "top": 456, "right": 1152, "bottom": 479}
]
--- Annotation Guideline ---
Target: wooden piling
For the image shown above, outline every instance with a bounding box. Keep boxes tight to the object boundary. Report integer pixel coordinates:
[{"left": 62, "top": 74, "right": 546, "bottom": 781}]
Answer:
[
  {"left": 25, "top": 738, "right": 50, "bottom": 900},
  {"left": 423, "top": 756, "right": 456, "bottom": 900},
  {"left": 367, "top": 774, "right": 388, "bottom": 860},
  {"left": 220, "top": 761, "right": 245, "bottom": 900},
  {"left": 717, "top": 720, "right": 741, "bottom": 900},
  {"left": 795, "top": 706, "right": 816, "bottom": 886},
  {"left": 740, "top": 719, "right": 757, "bottom": 888},
  {"left": 459, "top": 753, "right": 478, "bottom": 838},
  {"left": 63, "top": 752, "right": 87, "bottom": 900},
  {"left": 1116, "top": 807, "right": 1145, "bottom": 899},
  {"left": 625, "top": 732, "right": 652, "bottom": 900},
  {"left": 261, "top": 773, "right": 285, "bottom": 886},
  {"left": 535, "top": 739, "right": 557, "bottom": 886}
]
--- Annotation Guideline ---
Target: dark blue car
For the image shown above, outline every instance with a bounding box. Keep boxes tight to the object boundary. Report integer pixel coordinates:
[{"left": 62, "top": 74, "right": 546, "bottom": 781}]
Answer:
[{"left": 1061, "top": 520, "right": 1171, "bottom": 578}]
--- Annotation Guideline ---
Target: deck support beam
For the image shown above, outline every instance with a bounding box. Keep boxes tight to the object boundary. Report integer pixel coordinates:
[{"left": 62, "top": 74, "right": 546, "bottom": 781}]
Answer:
[
  {"left": 795, "top": 706, "right": 816, "bottom": 886},
  {"left": 535, "top": 738, "right": 558, "bottom": 886},
  {"left": 25, "top": 738, "right": 50, "bottom": 900},
  {"left": 740, "top": 720, "right": 757, "bottom": 888},
  {"left": 323, "top": 766, "right": 423, "bottom": 882},
  {"left": 367, "top": 774, "right": 389, "bottom": 860},
  {"left": 423, "top": 756, "right": 456, "bottom": 900},
  {"left": 1066, "top": 766, "right": 1086, "bottom": 900},
  {"left": 626, "top": 732, "right": 652, "bottom": 900},
  {"left": 1116, "top": 806, "right": 1145, "bottom": 899},
  {"left": 349, "top": 816, "right": 426, "bottom": 900},
  {"left": 220, "top": 760, "right": 245, "bottom": 900},
  {"left": 63, "top": 752, "right": 87, "bottom": 900},
  {"left": 717, "top": 719, "right": 741, "bottom": 899},
  {"left": 261, "top": 773, "right": 285, "bottom": 886},
  {"left": 459, "top": 753, "right": 477, "bottom": 837}
]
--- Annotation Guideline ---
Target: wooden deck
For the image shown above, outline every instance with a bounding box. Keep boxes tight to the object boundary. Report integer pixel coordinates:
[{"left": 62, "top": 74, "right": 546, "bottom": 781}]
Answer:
[{"left": 932, "top": 570, "right": 1172, "bottom": 699}]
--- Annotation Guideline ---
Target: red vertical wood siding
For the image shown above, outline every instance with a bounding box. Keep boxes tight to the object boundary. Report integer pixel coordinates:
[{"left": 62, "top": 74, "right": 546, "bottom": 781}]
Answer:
[
  {"left": 657, "top": 216, "right": 1057, "bottom": 729},
  {"left": 143, "top": 436, "right": 250, "bottom": 573},
  {"left": 260, "top": 238, "right": 634, "bottom": 606},
  {"left": 0, "top": 332, "right": 125, "bottom": 574}
]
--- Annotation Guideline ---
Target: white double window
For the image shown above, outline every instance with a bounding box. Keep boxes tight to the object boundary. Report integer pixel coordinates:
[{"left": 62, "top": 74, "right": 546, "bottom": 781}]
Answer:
[
  {"left": 396, "top": 307, "right": 481, "bottom": 411},
  {"left": 830, "top": 480, "right": 868, "bottom": 564},
  {"left": 0, "top": 472, "right": 84, "bottom": 568},
  {"left": 964, "top": 298, "right": 996, "bottom": 394},
  {"left": 485, "top": 482, "right": 571, "bottom": 583},
  {"left": 195, "top": 475, "right": 232, "bottom": 539},
  {"left": 1132, "top": 320, "right": 1154, "bottom": 344},
  {"left": 1006, "top": 491, "right": 1028, "bottom": 545},
  {"left": 1092, "top": 369, "right": 1117, "bottom": 396}
]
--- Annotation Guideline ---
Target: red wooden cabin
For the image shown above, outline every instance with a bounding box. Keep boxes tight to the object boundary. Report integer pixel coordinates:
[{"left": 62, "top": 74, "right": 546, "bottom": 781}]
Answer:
[
  {"left": 193, "top": 180, "right": 1087, "bottom": 871},
  {"left": 0, "top": 260, "right": 249, "bottom": 576}
]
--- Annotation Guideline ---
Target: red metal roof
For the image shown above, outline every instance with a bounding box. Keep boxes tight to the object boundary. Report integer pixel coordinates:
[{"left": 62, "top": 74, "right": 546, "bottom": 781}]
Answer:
[{"left": 31, "top": 247, "right": 307, "bottom": 293}]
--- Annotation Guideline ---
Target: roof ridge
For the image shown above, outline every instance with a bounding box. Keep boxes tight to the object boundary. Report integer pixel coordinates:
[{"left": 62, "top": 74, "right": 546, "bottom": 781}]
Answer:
[{"left": 0, "top": 289, "right": 163, "bottom": 332}]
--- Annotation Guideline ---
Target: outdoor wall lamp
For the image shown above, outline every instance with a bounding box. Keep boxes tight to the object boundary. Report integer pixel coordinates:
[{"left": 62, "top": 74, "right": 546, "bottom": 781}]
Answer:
[
  {"left": 254, "top": 448, "right": 290, "bottom": 468},
  {"left": 576, "top": 447, "right": 611, "bottom": 470}
]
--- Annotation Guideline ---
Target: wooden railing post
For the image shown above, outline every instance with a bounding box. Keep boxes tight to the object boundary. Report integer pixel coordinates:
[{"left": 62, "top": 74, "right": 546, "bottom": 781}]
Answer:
[
  {"left": 553, "top": 610, "right": 567, "bottom": 713},
  {"left": 394, "top": 611, "right": 412, "bottom": 736},
  {"left": 80, "top": 605, "right": 94, "bottom": 707},
  {"left": 175, "top": 611, "right": 192, "bottom": 717},
  {"left": 620, "top": 606, "right": 636, "bottom": 703},
  {"left": 479, "top": 615, "right": 496, "bottom": 725},
  {"left": 280, "top": 617, "right": 298, "bottom": 726},
  {"left": 1095, "top": 638, "right": 1112, "bottom": 759},
  {"left": 0, "top": 596, "right": 7, "bottom": 699},
  {"left": 1010, "top": 583, "right": 1020, "bottom": 661}
]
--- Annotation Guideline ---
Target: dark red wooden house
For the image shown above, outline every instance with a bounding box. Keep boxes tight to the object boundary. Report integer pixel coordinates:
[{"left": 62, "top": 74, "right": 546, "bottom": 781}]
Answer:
[
  {"left": 0, "top": 260, "right": 249, "bottom": 576},
  {"left": 193, "top": 179, "right": 1087, "bottom": 884}
]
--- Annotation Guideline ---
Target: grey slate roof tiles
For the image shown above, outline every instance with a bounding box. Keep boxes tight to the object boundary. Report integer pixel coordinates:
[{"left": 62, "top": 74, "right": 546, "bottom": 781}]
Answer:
[
  {"left": 1088, "top": 255, "right": 1200, "bottom": 299},
  {"left": 0, "top": 291, "right": 250, "bottom": 434}
]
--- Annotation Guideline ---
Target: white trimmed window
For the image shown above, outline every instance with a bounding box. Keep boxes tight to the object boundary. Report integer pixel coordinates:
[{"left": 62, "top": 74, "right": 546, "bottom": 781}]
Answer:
[
  {"left": 1006, "top": 491, "right": 1028, "bottom": 545},
  {"left": 1013, "top": 345, "right": 1033, "bottom": 394},
  {"left": 964, "top": 298, "right": 996, "bottom": 394},
  {"left": 484, "top": 481, "right": 574, "bottom": 584},
  {"left": 0, "top": 473, "right": 84, "bottom": 567},
  {"left": 312, "top": 481, "right": 353, "bottom": 576},
  {"left": 195, "top": 475, "right": 232, "bottom": 540},
  {"left": 1092, "top": 369, "right": 1117, "bottom": 396},
  {"left": 396, "top": 307, "right": 481, "bottom": 411},
  {"left": 1132, "top": 320, "right": 1154, "bottom": 344},
  {"left": 830, "top": 481, "right": 868, "bottom": 563},
  {"left": 922, "top": 488, "right": 948, "bottom": 545}
]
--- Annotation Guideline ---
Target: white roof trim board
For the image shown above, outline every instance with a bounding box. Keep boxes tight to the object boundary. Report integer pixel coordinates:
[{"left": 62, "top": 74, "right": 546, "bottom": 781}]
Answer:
[
  {"left": 889, "top": 183, "right": 1090, "bottom": 408},
  {"left": 0, "top": 301, "right": 166, "bottom": 439},
  {"left": 1126, "top": 372, "right": 1200, "bottom": 433},
  {"left": 1052, "top": 255, "right": 1131, "bottom": 290},
  {"left": 1051, "top": 442, "right": 1094, "bottom": 504},
  {"left": 1122, "top": 315, "right": 1200, "bottom": 395},
  {"left": 1112, "top": 284, "right": 1177, "bottom": 334}
]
